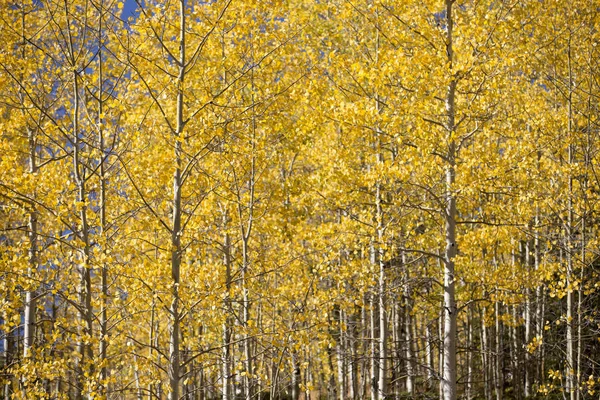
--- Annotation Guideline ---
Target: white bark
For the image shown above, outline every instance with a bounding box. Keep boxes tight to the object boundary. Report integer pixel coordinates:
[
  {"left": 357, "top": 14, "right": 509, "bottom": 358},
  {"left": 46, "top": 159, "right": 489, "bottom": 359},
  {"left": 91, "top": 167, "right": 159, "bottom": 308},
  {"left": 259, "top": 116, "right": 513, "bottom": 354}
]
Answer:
[
  {"left": 442, "top": 1, "right": 458, "bottom": 399},
  {"left": 370, "top": 290, "right": 378, "bottom": 400},
  {"left": 404, "top": 255, "right": 414, "bottom": 396},
  {"left": 291, "top": 351, "right": 301, "bottom": 400},
  {"left": 481, "top": 307, "right": 491, "bottom": 400},
  {"left": 566, "top": 35, "right": 575, "bottom": 400},
  {"left": 21, "top": 4, "right": 37, "bottom": 362},
  {"left": 466, "top": 307, "right": 473, "bottom": 400},
  {"left": 348, "top": 311, "right": 357, "bottom": 399},
  {"left": 168, "top": 2, "right": 186, "bottom": 398},
  {"left": 222, "top": 227, "right": 232, "bottom": 400},
  {"left": 97, "top": 1, "right": 109, "bottom": 389},
  {"left": 495, "top": 302, "right": 503, "bottom": 400},
  {"left": 426, "top": 320, "right": 434, "bottom": 388},
  {"left": 336, "top": 308, "right": 346, "bottom": 400},
  {"left": 67, "top": 10, "right": 94, "bottom": 393},
  {"left": 377, "top": 185, "right": 387, "bottom": 400},
  {"left": 524, "top": 241, "right": 532, "bottom": 398}
]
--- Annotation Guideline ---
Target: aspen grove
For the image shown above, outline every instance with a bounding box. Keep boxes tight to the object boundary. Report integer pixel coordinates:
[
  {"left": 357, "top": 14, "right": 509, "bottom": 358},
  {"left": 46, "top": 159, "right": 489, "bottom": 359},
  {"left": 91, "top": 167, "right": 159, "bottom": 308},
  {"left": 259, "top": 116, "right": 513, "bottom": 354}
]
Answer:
[{"left": 1, "top": 0, "right": 600, "bottom": 399}]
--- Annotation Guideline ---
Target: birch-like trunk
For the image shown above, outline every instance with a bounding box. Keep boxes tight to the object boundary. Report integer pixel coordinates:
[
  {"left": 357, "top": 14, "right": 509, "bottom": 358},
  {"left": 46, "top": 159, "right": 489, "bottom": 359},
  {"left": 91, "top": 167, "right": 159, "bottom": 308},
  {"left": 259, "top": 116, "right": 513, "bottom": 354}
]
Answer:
[
  {"left": 291, "top": 351, "right": 301, "bottom": 400},
  {"left": 404, "top": 257, "right": 414, "bottom": 395},
  {"left": 3, "top": 313, "right": 13, "bottom": 398},
  {"left": 534, "top": 211, "right": 545, "bottom": 385},
  {"left": 466, "top": 306, "right": 473, "bottom": 400},
  {"left": 391, "top": 300, "right": 399, "bottom": 397},
  {"left": 495, "top": 302, "right": 503, "bottom": 400},
  {"left": 439, "top": 305, "right": 444, "bottom": 400},
  {"left": 370, "top": 290, "right": 378, "bottom": 400},
  {"left": 348, "top": 310, "right": 357, "bottom": 399},
  {"left": 509, "top": 305, "right": 520, "bottom": 400},
  {"left": 566, "top": 184, "right": 575, "bottom": 399},
  {"left": 23, "top": 136, "right": 37, "bottom": 362},
  {"left": 336, "top": 307, "right": 346, "bottom": 400},
  {"left": 372, "top": 12, "right": 386, "bottom": 394},
  {"left": 240, "top": 42, "right": 258, "bottom": 400},
  {"left": 481, "top": 306, "right": 491, "bottom": 400},
  {"left": 97, "top": 2, "right": 109, "bottom": 389},
  {"left": 222, "top": 226, "right": 232, "bottom": 400},
  {"left": 426, "top": 320, "right": 434, "bottom": 389},
  {"left": 565, "top": 34, "right": 576, "bottom": 400},
  {"left": 360, "top": 296, "right": 368, "bottom": 400},
  {"left": 68, "top": 19, "right": 94, "bottom": 396},
  {"left": 376, "top": 184, "right": 387, "bottom": 400},
  {"left": 442, "top": 1, "right": 458, "bottom": 399},
  {"left": 168, "top": 1, "right": 186, "bottom": 398},
  {"left": 524, "top": 240, "right": 532, "bottom": 398},
  {"left": 21, "top": 4, "right": 37, "bottom": 363}
]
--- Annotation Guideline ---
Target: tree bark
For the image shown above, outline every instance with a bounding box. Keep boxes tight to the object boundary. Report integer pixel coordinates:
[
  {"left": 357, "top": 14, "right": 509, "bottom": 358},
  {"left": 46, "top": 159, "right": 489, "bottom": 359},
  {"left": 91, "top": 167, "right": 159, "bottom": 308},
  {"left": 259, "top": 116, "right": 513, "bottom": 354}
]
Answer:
[
  {"left": 97, "top": 1, "right": 109, "bottom": 390},
  {"left": 21, "top": 2, "right": 37, "bottom": 364},
  {"left": 495, "top": 302, "right": 503, "bottom": 400},
  {"left": 68, "top": 18, "right": 94, "bottom": 396},
  {"left": 370, "top": 289, "right": 379, "bottom": 400},
  {"left": 481, "top": 306, "right": 491, "bottom": 400},
  {"left": 566, "top": 34, "right": 576, "bottom": 400},
  {"left": 442, "top": 1, "right": 458, "bottom": 400},
  {"left": 404, "top": 257, "right": 414, "bottom": 396},
  {"left": 223, "top": 225, "right": 233, "bottom": 400},
  {"left": 168, "top": 2, "right": 186, "bottom": 398}
]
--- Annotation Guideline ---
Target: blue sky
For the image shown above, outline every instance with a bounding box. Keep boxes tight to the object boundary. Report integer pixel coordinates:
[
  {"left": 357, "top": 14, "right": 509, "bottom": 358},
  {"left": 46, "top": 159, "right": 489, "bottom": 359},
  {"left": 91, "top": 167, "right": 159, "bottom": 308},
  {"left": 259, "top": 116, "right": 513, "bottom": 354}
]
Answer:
[{"left": 121, "top": 0, "right": 138, "bottom": 20}]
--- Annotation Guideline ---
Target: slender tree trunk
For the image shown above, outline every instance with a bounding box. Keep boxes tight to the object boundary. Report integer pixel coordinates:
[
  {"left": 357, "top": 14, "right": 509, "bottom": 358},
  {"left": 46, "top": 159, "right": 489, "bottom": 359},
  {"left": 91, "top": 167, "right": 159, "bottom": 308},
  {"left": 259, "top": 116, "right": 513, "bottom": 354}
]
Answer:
[
  {"left": 336, "top": 307, "right": 346, "bottom": 400},
  {"left": 69, "top": 28, "right": 94, "bottom": 398},
  {"left": 426, "top": 321, "right": 434, "bottom": 390},
  {"left": 370, "top": 290, "right": 379, "bottom": 400},
  {"left": 360, "top": 297, "right": 368, "bottom": 400},
  {"left": 495, "top": 302, "right": 503, "bottom": 400},
  {"left": 576, "top": 219, "right": 585, "bottom": 400},
  {"left": 148, "top": 302, "right": 155, "bottom": 400},
  {"left": 373, "top": 13, "right": 387, "bottom": 392},
  {"left": 168, "top": 2, "right": 186, "bottom": 398},
  {"left": 510, "top": 306, "right": 521, "bottom": 400},
  {"left": 220, "top": 29, "right": 233, "bottom": 400},
  {"left": 404, "top": 258, "right": 414, "bottom": 396},
  {"left": 223, "top": 225, "right": 233, "bottom": 400},
  {"left": 442, "top": 2, "right": 458, "bottom": 399},
  {"left": 242, "top": 227, "right": 252, "bottom": 400},
  {"left": 565, "top": 30, "right": 576, "bottom": 400},
  {"left": 328, "top": 345, "right": 338, "bottom": 400},
  {"left": 240, "top": 44, "right": 258, "bottom": 400},
  {"left": 466, "top": 306, "right": 473, "bottom": 400},
  {"left": 524, "top": 241, "right": 532, "bottom": 398},
  {"left": 97, "top": 2, "right": 109, "bottom": 391},
  {"left": 21, "top": 3, "right": 37, "bottom": 364},
  {"left": 411, "top": 317, "right": 419, "bottom": 391},
  {"left": 23, "top": 133, "right": 37, "bottom": 361},
  {"left": 481, "top": 306, "right": 491, "bottom": 400},
  {"left": 534, "top": 211, "right": 544, "bottom": 386},
  {"left": 132, "top": 343, "right": 143, "bottom": 400},
  {"left": 3, "top": 315, "right": 13, "bottom": 399},
  {"left": 304, "top": 351, "right": 312, "bottom": 400},
  {"left": 292, "top": 351, "right": 301, "bottom": 400},
  {"left": 348, "top": 310, "right": 357, "bottom": 400},
  {"left": 391, "top": 299, "right": 398, "bottom": 398},
  {"left": 377, "top": 187, "right": 387, "bottom": 400},
  {"left": 577, "top": 34, "right": 594, "bottom": 400},
  {"left": 439, "top": 306, "right": 444, "bottom": 400}
]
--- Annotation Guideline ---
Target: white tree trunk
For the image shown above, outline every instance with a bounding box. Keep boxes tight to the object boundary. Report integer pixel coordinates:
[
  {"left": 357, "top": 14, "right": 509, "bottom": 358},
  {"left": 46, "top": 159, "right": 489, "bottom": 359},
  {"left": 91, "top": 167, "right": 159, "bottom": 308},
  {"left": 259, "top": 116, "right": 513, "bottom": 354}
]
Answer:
[
  {"left": 404, "top": 257, "right": 414, "bottom": 396},
  {"left": 168, "top": 2, "right": 186, "bottom": 398},
  {"left": 222, "top": 228, "right": 232, "bottom": 400},
  {"left": 495, "top": 302, "right": 503, "bottom": 400},
  {"left": 442, "top": 1, "right": 458, "bottom": 399}
]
